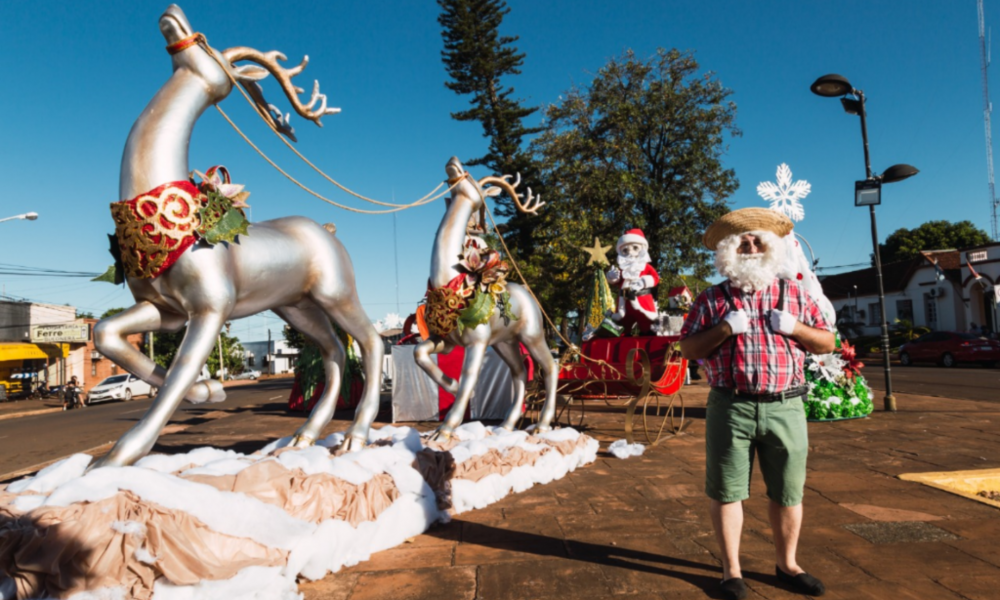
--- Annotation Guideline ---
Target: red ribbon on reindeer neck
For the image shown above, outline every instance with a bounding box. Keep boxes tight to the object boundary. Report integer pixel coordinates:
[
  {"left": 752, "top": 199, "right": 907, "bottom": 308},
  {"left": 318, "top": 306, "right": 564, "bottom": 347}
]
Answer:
[{"left": 166, "top": 32, "right": 206, "bottom": 55}]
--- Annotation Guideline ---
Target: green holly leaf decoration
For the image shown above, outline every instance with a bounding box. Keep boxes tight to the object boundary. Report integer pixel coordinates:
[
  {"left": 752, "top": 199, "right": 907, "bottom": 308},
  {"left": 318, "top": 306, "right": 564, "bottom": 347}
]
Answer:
[
  {"left": 458, "top": 291, "right": 496, "bottom": 332},
  {"left": 201, "top": 207, "right": 250, "bottom": 245},
  {"left": 91, "top": 264, "right": 120, "bottom": 284}
]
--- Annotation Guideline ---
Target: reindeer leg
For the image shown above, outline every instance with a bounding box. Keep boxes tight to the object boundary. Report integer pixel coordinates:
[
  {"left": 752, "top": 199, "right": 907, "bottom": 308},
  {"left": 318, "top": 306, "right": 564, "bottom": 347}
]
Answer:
[
  {"left": 493, "top": 340, "right": 527, "bottom": 431},
  {"left": 93, "top": 302, "right": 225, "bottom": 404},
  {"left": 314, "top": 294, "right": 384, "bottom": 453},
  {"left": 522, "top": 334, "right": 559, "bottom": 433},
  {"left": 92, "top": 312, "right": 226, "bottom": 468},
  {"left": 431, "top": 340, "right": 488, "bottom": 441},
  {"left": 414, "top": 337, "right": 459, "bottom": 395},
  {"left": 273, "top": 305, "right": 345, "bottom": 448}
]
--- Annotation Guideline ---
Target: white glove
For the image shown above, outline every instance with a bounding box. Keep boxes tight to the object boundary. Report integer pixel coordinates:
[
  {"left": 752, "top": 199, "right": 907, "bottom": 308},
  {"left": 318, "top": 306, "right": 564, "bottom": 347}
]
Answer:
[
  {"left": 607, "top": 267, "right": 621, "bottom": 282},
  {"left": 770, "top": 309, "right": 798, "bottom": 336},
  {"left": 723, "top": 310, "right": 749, "bottom": 335},
  {"left": 627, "top": 279, "right": 645, "bottom": 291}
]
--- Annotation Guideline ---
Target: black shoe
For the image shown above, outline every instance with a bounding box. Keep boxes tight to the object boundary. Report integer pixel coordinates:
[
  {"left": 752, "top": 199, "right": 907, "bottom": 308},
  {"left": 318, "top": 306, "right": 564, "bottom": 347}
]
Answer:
[
  {"left": 776, "top": 566, "right": 825, "bottom": 596},
  {"left": 720, "top": 577, "right": 747, "bottom": 600}
]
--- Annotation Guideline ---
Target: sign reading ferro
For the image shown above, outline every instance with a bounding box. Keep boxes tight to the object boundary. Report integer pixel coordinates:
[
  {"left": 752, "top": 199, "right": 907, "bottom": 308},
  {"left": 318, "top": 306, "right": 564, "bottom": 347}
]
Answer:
[{"left": 30, "top": 323, "right": 90, "bottom": 343}]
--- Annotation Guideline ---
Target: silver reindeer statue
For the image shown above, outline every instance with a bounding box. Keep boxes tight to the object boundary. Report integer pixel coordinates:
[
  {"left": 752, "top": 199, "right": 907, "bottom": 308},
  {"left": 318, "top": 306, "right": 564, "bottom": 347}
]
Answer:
[
  {"left": 414, "top": 158, "right": 558, "bottom": 439},
  {"left": 92, "top": 5, "right": 382, "bottom": 467}
]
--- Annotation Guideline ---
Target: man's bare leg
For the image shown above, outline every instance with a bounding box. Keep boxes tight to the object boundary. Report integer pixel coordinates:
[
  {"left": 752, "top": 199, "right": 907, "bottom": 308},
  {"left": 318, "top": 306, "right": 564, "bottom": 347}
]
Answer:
[
  {"left": 710, "top": 499, "right": 744, "bottom": 579},
  {"left": 770, "top": 501, "right": 804, "bottom": 574}
]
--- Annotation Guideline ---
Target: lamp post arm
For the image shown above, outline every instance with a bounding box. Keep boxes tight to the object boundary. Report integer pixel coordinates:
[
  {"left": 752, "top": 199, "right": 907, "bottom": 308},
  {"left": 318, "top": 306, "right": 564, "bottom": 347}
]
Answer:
[{"left": 856, "top": 90, "right": 874, "bottom": 180}]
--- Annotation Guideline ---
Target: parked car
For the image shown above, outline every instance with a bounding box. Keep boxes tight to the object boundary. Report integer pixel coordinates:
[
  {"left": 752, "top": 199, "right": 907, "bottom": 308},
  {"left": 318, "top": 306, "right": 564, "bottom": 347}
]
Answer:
[
  {"left": 86, "top": 374, "right": 154, "bottom": 404},
  {"left": 899, "top": 331, "right": 1000, "bottom": 368},
  {"left": 231, "top": 370, "right": 261, "bottom": 381}
]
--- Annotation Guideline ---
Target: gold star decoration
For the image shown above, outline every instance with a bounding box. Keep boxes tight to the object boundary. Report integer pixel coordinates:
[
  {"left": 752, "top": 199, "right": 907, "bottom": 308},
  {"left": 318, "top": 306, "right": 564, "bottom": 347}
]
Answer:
[{"left": 581, "top": 237, "right": 612, "bottom": 267}]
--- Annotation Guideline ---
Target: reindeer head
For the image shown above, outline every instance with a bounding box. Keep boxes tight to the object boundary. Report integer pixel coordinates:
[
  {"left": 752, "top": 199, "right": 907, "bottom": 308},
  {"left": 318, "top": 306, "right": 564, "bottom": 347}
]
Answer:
[
  {"left": 444, "top": 156, "right": 544, "bottom": 215},
  {"left": 158, "top": 4, "right": 339, "bottom": 142}
]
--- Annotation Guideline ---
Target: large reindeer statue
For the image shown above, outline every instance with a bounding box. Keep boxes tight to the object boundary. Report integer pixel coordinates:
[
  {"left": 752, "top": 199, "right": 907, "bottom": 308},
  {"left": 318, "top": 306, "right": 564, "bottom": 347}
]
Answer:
[
  {"left": 91, "top": 5, "right": 382, "bottom": 467},
  {"left": 414, "top": 158, "right": 558, "bottom": 439}
]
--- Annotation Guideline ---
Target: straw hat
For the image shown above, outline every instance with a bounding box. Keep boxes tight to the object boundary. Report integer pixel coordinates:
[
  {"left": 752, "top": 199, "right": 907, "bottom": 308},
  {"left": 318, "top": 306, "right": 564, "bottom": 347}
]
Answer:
[{"left": 702, "top": 207, "right": 794, "bottom": 250}]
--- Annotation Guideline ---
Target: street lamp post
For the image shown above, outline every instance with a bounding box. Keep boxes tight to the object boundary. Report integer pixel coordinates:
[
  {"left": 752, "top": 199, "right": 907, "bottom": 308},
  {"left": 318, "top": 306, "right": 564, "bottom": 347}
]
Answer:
[
  {"left": 811, "top": 74, "right": 918, "bottom": 413},
  {"left": 0, "top": 212, "right": 39, "bottom": 224}
]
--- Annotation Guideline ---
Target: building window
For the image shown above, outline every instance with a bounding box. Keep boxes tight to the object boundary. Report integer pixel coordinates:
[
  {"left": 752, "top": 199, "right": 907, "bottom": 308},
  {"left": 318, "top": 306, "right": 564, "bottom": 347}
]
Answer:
[
  {"left": 925, "top": 295, "right": 938, "bottom": 329},
  {"left": 248, "top": 356, "right": 255, "bottom": 367},
  {"left": 868, "top": 303, "right": 881, "bottom": 326},
  {"left": 112, "top": 365, "right": 119, "bottom": 375},
  {"left": 896, "top": 299, "right": 913, "bottom": 322},
  {"left": 91, "top": 363, "right": 97, "bottom": 377},
  {"left": 968, "top": 250, "right": 988, "bottom": 262}
]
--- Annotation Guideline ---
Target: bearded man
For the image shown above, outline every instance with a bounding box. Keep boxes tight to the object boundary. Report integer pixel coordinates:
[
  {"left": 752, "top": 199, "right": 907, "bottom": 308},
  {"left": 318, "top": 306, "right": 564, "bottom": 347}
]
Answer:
[
  {"left": 607, "top": 229, "right": 660, "bottom": 335},
  {"left": 679, "top": 208, "right": 834, "bottom": 600}
]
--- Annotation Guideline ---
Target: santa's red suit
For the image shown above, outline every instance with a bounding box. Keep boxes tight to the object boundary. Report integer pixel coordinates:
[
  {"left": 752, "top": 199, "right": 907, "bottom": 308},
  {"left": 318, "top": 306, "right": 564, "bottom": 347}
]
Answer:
[{"left": 607, "top": 229, "right": 660, "bottom": 335}]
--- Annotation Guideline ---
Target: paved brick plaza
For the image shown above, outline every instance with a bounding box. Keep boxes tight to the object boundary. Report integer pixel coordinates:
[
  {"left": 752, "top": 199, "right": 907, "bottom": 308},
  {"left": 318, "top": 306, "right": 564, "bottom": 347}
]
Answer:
[{"left": 10, "top": 378, "right": 998, "bottom": 599}]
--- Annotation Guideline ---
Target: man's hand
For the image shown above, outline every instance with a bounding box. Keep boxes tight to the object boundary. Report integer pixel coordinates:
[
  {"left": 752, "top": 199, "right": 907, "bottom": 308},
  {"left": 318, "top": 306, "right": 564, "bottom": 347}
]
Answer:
[
  {"left": 607, "top": 266, "right": 621, "bottom": 282},
  {"left": 769, "top": 309, "right": 798, "bottom": 336},
  {"left": 723, "top": 310, "right": 749, "bottom": 335},
  {"left": 626, "top": 279, "right": 645, "bottom": 291}
]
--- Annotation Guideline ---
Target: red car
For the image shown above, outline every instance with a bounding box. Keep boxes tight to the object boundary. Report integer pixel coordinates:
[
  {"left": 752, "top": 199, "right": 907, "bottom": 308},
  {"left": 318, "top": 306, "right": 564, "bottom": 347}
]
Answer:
[{"left": 899, "top": 331, "right": 1000, "bottom": 368}]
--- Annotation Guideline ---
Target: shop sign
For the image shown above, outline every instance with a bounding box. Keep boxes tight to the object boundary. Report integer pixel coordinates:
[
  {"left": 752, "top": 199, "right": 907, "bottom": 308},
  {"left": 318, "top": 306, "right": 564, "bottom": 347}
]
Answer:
[{"left": 30, "top": 323, "right": 90, "bottom": 343}]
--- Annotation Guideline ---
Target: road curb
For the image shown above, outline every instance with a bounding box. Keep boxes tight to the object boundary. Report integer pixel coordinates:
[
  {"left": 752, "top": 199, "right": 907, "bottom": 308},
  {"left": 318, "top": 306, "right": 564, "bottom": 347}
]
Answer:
[{"left": 0, "top": 407, "right": 62, "bottom": 422}]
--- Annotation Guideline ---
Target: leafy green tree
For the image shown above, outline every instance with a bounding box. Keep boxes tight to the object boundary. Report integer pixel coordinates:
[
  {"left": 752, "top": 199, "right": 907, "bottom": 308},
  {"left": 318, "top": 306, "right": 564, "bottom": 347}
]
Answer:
[
  {"left": 877, "top": 220, "right": 992, "bottom": 264},
  {"left": 99, "top": 307, "right": 126, "bottom": 319},
  {"left": 76, "top": 310, "right": 95, "bottom": 319},
  {"left": 523, "top": 48, "right": 740, "bottom": 321},
  {"left": 205, "top": 331, "right": 244, "bottom": 378},
  {"left": 142, "top": 330, "right": 184, "bottom": 370}
]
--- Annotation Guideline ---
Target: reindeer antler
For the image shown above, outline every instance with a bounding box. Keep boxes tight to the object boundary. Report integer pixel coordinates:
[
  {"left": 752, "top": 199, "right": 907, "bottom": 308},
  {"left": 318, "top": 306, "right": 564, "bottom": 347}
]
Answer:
[
  {"left": 222, "top": 46, "right": 341, "bottom": 127},
  {"left": 477, "top": 173, "right": 545, "bottom": 214}
]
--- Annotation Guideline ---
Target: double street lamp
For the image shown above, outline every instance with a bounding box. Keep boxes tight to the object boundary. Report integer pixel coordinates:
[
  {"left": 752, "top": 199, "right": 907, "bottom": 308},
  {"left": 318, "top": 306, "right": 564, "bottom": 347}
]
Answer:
[
  {"left": 0, "top": 212, "right": 39, "bottom": 224},
  {"left": 811, "top": 74, "right": 919, "bottom": 413}
]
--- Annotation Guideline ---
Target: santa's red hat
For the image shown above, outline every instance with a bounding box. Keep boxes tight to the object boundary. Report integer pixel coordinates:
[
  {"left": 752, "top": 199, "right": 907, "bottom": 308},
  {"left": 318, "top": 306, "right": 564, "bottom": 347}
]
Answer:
[{"left": 617, "top": 228, "right": 648, "bottom": 251}]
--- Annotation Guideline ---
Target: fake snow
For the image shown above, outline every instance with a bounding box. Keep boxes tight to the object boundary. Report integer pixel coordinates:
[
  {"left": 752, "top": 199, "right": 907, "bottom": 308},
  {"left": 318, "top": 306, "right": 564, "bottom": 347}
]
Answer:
[
  {"left": 608, "top": 439, "right": 646, "bottom": 459},
  {"left": 3, "top": 424, "right": 597, "bottom": 600}
]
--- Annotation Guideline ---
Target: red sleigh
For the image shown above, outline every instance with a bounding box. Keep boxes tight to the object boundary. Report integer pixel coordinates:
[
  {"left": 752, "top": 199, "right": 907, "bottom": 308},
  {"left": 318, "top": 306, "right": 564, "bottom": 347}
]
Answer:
[{"left": 534, "top": 335, "right": 688, "bottom": 446}]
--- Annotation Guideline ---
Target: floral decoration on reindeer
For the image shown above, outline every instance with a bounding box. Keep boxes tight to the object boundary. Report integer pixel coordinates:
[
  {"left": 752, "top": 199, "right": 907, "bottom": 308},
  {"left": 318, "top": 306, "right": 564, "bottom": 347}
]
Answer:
[{"left": 91, "top": 5, "right": 384, "bottom": 468}]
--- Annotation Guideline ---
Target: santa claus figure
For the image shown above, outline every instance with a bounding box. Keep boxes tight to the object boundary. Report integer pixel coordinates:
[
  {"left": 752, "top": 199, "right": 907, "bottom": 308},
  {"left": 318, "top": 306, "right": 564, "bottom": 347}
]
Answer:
[{"left": 607, "top": 229, "right": 660, "bottom": 335}]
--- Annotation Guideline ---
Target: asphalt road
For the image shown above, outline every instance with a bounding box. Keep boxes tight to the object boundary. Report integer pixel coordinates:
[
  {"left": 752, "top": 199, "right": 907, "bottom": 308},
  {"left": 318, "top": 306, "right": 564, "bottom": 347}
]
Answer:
[
  {"left": 860, "top": 363, "right": 1000, "bottom": 402},
  {"left": 0, "top": 380, "right": 294, "bottom": 480}
]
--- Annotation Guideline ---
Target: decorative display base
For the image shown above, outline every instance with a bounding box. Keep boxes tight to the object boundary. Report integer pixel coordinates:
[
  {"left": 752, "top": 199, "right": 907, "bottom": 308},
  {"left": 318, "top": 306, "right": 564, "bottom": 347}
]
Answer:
[{"left": 0, "top": 424, "right": 598, "bottom": 600}]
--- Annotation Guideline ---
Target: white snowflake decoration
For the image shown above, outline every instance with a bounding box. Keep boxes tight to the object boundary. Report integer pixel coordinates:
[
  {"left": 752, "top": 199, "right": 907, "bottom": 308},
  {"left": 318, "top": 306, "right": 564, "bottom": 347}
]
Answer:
[
  {"left": 384, "top": 312, "right": 404, "bottom": 330},
  {"left": 757, "top": 163, "right": 811, "bottom": 222}
]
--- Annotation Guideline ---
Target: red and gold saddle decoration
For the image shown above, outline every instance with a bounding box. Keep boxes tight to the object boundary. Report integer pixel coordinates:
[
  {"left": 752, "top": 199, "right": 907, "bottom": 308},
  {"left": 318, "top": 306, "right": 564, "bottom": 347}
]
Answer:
[
  {"left": 110, "top": 181, "right": 205, "bottom": 279},
  {"left": 109, "top": 166, "right": 251, "bottom": 280},
  {"left": 420, "top": 241, "right": 517, "bottom": 338}
]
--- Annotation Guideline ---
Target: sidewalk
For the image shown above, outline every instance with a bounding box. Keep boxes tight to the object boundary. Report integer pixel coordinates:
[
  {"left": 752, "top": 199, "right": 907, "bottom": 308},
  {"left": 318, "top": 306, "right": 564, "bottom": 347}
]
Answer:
[
  {"left": 287, "top": 382, "right": 1000, "bottom": 600},
  {"left": 23, "top": 379, "right": 1000, "bottom": 599}
]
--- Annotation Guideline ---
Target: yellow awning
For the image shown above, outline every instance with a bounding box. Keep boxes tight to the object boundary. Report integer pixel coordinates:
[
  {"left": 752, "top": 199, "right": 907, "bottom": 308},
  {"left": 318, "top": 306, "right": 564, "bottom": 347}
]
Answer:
[{"left": 0, "top": 343, "right": 67, "bottom": 362}]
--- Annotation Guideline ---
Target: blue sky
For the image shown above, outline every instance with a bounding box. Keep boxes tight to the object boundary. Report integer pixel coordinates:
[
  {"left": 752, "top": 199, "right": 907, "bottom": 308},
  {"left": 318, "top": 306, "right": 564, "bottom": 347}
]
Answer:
[{"left": 0, "top": 0, "right": 995, "bottom": 343}]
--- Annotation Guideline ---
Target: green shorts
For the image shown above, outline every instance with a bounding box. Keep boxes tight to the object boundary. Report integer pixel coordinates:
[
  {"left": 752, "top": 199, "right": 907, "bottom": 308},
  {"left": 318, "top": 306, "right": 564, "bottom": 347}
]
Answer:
[{"left": 705, "top": 387, "right": 809, "bottom": 506}]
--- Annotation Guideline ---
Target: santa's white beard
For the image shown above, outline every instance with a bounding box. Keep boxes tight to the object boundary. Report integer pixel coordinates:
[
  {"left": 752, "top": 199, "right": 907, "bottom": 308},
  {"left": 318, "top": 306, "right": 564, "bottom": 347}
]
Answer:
[
  {"left": 617, "top": 250, "right": 650, "bottom": 280},
  {"left": 715, "top": 232, "right": 784, "bottom": 293}
]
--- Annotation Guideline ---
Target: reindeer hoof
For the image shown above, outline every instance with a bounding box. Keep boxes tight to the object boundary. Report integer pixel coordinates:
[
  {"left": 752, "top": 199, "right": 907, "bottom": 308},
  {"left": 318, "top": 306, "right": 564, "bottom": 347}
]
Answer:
[
  {"left": 339, "top": 435, "right": 366, "bottom": 454},
  {"left": 290, "top": 432, "right": 315, "bottom": 448},
  {"left": 533, "top": 424, "right": 552, "bottom": 434},
  {"left": 428, "top": 427, "right": 453, "bottom": 442},
  {"left": 186, "top": 379, "right": 227, "bottom": 404}
]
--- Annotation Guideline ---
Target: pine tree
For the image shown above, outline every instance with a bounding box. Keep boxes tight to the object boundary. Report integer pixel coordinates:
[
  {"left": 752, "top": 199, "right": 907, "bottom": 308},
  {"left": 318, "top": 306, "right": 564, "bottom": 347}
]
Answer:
[{"left": 438, "top": 0, "right": 541, "bottom": 220}]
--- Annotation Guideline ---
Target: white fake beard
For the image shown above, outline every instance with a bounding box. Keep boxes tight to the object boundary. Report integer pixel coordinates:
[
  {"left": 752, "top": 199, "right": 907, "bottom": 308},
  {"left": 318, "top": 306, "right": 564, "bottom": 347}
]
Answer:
[
  {"left": 617, "top": 249, "right": 650, "bottom": 280},
  {"left": 715, "top": 231, "right": 784, "bottom": 293}
]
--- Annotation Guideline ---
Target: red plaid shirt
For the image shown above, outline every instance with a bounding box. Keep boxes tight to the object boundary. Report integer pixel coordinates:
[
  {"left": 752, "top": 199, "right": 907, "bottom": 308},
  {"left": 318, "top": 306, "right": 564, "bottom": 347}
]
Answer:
[{"left": 680, "top": 279, "right": 830, "bottom": 395}]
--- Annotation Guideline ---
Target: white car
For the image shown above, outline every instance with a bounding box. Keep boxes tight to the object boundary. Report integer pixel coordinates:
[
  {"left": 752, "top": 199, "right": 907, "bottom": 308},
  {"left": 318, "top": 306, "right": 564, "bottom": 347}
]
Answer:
[
  {"left": 231, "top": 370, "right": 261, "bottom": 381},
  {"left": 87, "top": 374, "right": 154, "bottom": 404}
]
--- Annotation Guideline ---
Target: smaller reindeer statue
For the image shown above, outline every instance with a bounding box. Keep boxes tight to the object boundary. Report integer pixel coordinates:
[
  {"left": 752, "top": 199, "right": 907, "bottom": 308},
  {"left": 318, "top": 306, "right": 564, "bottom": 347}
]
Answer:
[
  {"left": 414, "top": 158, "right": 558, "bottom": 439},
  {"left": 92, "top": 5, "right": 382, "bottom": 468}
]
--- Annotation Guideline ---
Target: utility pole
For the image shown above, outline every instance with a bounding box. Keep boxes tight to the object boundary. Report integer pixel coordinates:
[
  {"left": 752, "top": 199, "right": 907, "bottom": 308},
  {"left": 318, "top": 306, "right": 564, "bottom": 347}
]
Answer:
[
  {"left": 217, "top": 335, "right": 224, "bottom": 381},
  {"left": 979, "top": 0, "right": 1000, "bottom": 240}
]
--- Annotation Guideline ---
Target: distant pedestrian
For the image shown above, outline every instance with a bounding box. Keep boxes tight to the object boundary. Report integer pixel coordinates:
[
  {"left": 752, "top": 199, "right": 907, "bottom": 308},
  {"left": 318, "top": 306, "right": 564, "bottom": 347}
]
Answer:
[{"left": 680, "top": 208, "right": 834, "bottom": 600}]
